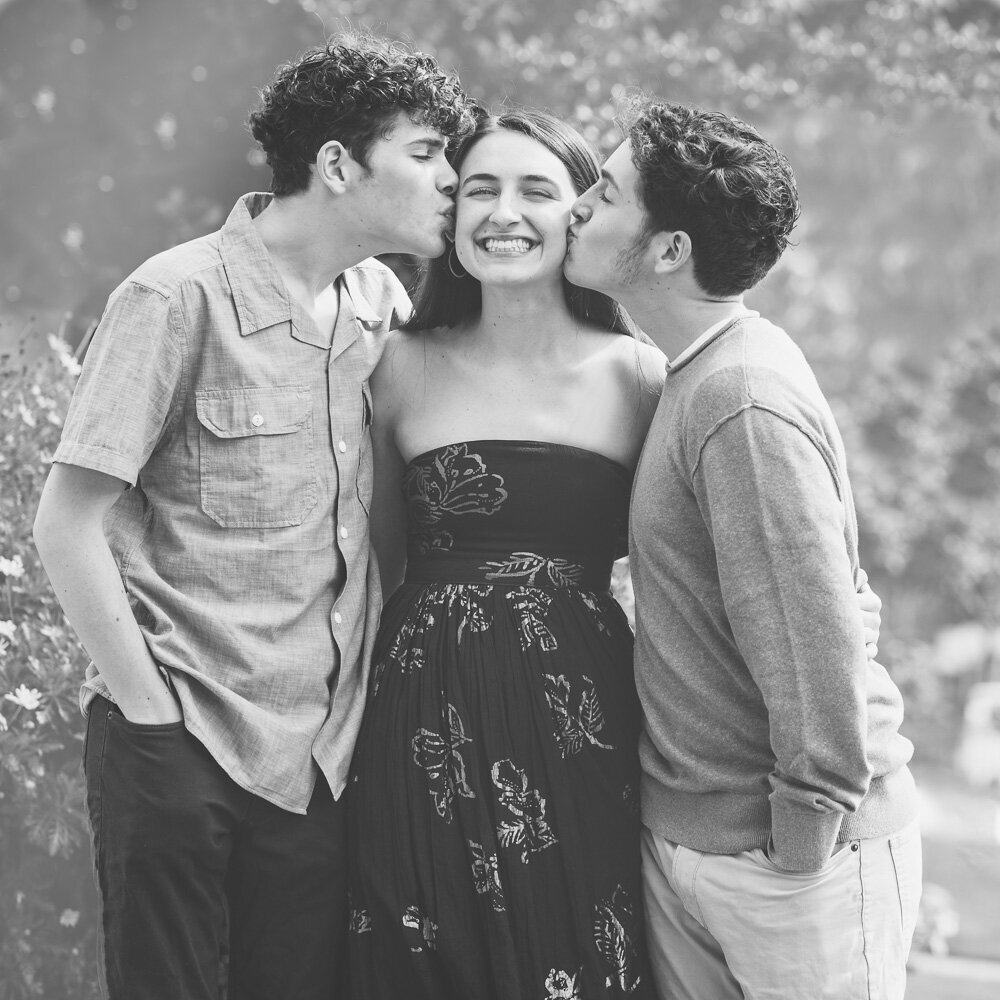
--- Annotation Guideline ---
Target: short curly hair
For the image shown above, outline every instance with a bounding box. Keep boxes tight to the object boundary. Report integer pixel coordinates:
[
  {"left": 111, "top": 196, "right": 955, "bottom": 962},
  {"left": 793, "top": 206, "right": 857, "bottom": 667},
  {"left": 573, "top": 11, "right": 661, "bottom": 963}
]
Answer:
[
  {"left": 248, "top": 34, "right": 476, "bottom": 196},
  {"left": 620, "top": 99, "right": 800, "bottom": 297}
]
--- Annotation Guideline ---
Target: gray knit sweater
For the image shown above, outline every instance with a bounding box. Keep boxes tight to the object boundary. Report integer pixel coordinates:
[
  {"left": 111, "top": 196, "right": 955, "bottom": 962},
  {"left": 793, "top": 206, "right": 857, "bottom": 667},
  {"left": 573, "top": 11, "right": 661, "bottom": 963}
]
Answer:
[{"left": 630, "top": 314, "right": 917, "bottom": 873}]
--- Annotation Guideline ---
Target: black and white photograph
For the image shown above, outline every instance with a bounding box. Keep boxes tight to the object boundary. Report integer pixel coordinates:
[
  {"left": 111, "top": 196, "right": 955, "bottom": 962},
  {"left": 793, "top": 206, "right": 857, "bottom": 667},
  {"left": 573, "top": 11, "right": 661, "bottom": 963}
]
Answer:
[{"left": 1, "top": 1, "right": 999, "bottom": 998}]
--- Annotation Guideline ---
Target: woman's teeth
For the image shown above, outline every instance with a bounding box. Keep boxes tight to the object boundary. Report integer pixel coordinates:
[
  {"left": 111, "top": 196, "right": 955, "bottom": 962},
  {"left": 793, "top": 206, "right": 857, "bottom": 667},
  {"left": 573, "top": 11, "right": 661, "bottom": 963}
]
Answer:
[{"left": 483, "top": 237, "right": 533, "bottom": 254}]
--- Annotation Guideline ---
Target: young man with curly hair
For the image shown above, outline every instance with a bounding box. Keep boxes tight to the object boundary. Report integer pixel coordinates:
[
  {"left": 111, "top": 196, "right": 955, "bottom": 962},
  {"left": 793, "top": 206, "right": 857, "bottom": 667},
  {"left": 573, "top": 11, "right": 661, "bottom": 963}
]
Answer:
[
  {"left": 33, "top": 36, "right": 475, "bottom": 1000},
  {"left": 566, "top": 102, "right": 920, "bottom": 999}
]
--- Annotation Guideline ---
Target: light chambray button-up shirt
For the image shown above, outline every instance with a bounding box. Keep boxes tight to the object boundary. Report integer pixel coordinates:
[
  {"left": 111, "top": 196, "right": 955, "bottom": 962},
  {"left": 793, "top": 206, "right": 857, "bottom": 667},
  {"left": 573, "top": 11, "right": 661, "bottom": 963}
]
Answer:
[{"left": 53, "top": 193, "right": 410, "bottom": 812}]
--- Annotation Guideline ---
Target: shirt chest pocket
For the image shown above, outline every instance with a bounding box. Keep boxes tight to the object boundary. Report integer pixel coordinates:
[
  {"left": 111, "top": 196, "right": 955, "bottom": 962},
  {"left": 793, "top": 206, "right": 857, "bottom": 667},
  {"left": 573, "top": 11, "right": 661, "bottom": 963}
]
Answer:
[{"left": 195, "top": 386, "right": 317, "bottom": 528}]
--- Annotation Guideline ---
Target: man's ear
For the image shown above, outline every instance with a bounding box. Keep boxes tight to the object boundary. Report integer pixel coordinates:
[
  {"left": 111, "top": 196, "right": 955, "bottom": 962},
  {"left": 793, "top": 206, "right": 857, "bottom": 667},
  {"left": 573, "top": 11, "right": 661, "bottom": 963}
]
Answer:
[
  {"left": 315, "top": 140, "right": 352, "bottom": 194},
  {"left": 650, "top": 230, "right": 692, "bottom": 275}
]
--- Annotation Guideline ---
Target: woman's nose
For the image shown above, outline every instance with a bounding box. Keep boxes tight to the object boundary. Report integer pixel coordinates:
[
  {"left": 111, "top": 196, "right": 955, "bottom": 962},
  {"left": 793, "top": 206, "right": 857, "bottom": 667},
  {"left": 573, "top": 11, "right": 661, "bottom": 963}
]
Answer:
[{"left": 489, "top": 196, "right": 522, "bottom": 226}]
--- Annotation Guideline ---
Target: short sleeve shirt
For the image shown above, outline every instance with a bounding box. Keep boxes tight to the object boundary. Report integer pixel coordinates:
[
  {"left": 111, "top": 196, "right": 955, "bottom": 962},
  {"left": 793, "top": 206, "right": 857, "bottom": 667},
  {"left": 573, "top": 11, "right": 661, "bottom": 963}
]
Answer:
[{"left": 53, "top": 193, "right": 411, "bottom": 811}]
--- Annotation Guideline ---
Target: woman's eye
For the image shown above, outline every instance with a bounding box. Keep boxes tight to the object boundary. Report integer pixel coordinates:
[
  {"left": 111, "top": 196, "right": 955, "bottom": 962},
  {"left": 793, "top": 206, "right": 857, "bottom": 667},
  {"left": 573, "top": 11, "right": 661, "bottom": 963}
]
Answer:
[
  {"left": 524, "top": 189, "right": 555, "bottom": 200},
  {"left": 465, "top": 187, "right": 498, "bottom": 197}
]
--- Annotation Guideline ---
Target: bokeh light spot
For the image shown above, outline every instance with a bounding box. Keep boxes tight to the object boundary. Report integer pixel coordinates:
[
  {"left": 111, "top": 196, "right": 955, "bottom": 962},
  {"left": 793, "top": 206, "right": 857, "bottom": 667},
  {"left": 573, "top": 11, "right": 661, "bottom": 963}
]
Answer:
[{"left": 61, "top": 226, "right": 84, "bottom": 252}]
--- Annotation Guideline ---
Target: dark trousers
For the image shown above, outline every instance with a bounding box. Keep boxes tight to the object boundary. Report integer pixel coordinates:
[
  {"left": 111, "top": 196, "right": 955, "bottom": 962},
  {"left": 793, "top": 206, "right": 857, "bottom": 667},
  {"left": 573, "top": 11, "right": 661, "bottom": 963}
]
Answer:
[{"left": 83, "top": 696, "right": 349, "bottom": 1000}]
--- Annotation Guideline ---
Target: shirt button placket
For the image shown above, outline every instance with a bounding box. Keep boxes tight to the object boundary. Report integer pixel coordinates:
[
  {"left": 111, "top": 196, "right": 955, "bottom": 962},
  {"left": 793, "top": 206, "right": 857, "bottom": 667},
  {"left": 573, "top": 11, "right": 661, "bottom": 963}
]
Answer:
[{"left": 331, "top": 419, "right": 349, "bottom": 641}]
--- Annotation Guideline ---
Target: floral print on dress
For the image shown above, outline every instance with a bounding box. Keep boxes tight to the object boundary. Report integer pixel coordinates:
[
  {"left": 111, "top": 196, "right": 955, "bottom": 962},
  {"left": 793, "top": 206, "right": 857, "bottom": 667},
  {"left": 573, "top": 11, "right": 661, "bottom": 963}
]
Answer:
[
  {"left": 412, "top": 703, "right": 476, "bottom": 822},
  {"left": 543, "top": 674, "right": 615, "bottom": 757},
  {"left": 507, "top": 587, "right": 556, "bottom": 651},
  {"left": 372, "top": 592, "right": 438, "bottom": 696},
  {"left": 469, "top": 840, "right": 506, "bottom": 913},
  {"left": 578, "top": 590, "right": 612, "bottom": 635},
  {"left": 545, "top": 968, "right": 582, "bottom": 999},
  {"left": 405, "top": 444, "right": 508, "bottom": 554},
  {"left": 482, "top": 551, "right": 585, "bottom": 587},
  {"left": 387, "top": 597, "right": 436, "bottom": 673},
  {"left": 622, "top": 783, "right": 638, "bottom": 817},
  {"left": 441, "top": 583, "right": 492, "bottom": 643},
  {"left": 402, "top": 905, "right": 438, "bottom": 952},
  {"left": 349, "top": 442, "right": 647, "bottom": 997},
  {"left": 349, "top": 905, "right": 372, "bottom": 934},
  {"left": 492, "top": 758, "right": 559, "bottom": 863},
  {"left": 594, "top": 885, "right": 642, "bottom": 994}
]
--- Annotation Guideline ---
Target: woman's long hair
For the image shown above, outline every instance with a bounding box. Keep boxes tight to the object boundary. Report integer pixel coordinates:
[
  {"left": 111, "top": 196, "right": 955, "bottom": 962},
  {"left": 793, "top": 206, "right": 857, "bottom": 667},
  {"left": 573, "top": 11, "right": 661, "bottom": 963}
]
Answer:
[{"left": 405, "top": 107, "right": 632, "bottom": 335}]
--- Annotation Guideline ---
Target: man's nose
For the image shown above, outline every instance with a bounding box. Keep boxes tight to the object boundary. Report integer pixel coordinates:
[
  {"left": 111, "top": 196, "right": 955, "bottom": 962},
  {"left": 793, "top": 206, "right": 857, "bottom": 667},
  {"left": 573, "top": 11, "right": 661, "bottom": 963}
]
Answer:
[
  {"left": 439, "top": 162, "right": 458, "bottom": 195},
  {"left": 570, "top": 198, "right": 591, "bottom": 223}
]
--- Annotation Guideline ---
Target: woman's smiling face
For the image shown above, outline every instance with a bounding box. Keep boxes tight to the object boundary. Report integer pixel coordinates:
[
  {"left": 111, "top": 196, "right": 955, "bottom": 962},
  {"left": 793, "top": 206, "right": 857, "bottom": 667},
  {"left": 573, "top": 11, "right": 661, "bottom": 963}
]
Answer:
[{"left": 453, "top": 129, "right": 579, "bottom": 289}]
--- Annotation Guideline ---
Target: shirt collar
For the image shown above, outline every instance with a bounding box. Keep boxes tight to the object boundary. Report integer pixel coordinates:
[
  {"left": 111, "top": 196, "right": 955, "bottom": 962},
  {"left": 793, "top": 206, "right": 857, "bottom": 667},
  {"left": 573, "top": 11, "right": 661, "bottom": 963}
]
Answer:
[
  {"left": 219, "top": 194, "right": 294, "bottom": 338},
  {"left": 219, "top": 193, "right": 384, "bottom": 349},
  {"left": 666, "top": 310, "right": 759, "bottom": 374},
  {"left": 340, "top": 268, "right": 383, "bottom": 329}
]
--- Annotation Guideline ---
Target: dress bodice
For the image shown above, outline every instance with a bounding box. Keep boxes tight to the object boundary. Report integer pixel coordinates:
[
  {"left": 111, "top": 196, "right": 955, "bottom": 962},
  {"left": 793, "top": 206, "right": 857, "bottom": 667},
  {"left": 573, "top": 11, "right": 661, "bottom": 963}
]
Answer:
[{"left": 402, "top": 440, "right": 631, "bottom": 591}]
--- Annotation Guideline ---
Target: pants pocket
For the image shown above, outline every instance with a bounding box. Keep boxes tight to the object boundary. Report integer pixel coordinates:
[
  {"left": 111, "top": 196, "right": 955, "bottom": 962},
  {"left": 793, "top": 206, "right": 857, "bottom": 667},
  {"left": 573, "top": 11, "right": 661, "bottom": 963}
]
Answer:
[
  {"left": 83, "top": 700, "right": 114, "bottom": 852},
  {"left": 746, "top": 838, "right": 857, "bottom": 879},
  {"left": 108, "top": 706, "right": 186, "bottom": 735},
  {"left": 888, "top": 822, "right": 922, "bottom": 951}
]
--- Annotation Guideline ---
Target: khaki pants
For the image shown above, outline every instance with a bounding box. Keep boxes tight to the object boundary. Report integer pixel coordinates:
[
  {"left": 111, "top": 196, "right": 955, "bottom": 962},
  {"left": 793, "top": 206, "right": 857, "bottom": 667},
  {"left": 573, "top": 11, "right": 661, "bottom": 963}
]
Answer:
[{"left": 641, "top": 821, "right": 922, "bottom": 1000}]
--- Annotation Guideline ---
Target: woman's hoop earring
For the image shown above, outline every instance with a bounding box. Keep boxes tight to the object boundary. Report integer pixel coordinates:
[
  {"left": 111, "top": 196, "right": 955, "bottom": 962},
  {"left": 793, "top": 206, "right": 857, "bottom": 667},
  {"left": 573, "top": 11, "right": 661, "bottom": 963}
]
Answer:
[{"left": 447, "top": 245, "right": 466, "bottom": 279}]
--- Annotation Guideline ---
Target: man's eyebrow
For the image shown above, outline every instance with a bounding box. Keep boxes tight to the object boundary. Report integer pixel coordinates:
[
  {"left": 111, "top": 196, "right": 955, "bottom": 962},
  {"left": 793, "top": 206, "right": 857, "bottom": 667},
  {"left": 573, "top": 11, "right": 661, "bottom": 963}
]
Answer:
[
  {"left": 600, "top": 168, "right": 621, "bottom": 191},
  {"left": 407, "top": 135, "right": 447, "bottom": 151}
]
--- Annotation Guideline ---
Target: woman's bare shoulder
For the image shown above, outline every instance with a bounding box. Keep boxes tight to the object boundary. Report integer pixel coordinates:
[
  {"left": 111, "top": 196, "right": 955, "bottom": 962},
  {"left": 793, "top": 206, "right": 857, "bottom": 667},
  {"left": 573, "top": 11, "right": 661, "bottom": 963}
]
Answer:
[
  {"left": 375, "top": 327, "right": 438, "bottom": 380},
  {"left": 372, "top": 325, "right": 462, "bottom": 414},
  {"left": 598, "top": 333, "right": 666, "bottom": 389},
  {"left": 371, "top": 330, "right": 419, "bottom": 410},
  {"left": 633, "top": 338, "right": 667, "bottom": 393}
]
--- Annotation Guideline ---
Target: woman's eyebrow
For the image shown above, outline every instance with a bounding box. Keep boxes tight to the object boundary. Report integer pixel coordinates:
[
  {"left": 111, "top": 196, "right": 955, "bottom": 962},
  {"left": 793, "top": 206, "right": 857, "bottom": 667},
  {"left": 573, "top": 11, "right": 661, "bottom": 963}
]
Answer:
[
  {"left": 461, "top": 172, "right": 500, "bottom": 185},
  {"left": 461, "top": 172, "right": 560, "bottom": 186}
]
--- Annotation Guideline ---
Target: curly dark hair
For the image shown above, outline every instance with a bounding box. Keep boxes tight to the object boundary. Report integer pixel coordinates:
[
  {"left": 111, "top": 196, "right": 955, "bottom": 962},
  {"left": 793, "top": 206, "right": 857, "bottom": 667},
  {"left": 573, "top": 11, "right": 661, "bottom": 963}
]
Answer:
[
  {"left": 247, "top": 34, "right": 476, "bottom": 197},
  {"left": 620, "top": 99, "right": 800, "bottom": 297},
  {"left": 407, "top": 107, "right": 631, "bottom": 335}
]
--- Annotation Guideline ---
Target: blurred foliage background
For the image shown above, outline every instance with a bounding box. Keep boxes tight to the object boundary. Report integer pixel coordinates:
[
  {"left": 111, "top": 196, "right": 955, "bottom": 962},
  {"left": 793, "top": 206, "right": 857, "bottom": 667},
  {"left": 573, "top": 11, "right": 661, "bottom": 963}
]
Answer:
[{"left": 2, "top": 0, "right": 999, "bottom": 996}]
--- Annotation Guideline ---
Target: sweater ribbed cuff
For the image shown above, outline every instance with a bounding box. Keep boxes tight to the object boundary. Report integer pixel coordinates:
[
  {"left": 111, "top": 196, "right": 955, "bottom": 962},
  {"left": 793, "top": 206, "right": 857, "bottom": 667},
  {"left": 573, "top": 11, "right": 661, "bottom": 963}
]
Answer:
[{"left": 769, "top": 800, "right": 844, "bottom": 873}]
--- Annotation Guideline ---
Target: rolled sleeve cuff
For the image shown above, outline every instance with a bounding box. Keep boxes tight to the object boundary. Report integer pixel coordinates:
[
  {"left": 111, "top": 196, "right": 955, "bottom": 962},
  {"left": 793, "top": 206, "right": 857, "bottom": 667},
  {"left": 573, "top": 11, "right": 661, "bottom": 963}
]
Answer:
[
  {"left": 769, "top": 798, "right": 844, "bottom": 872},
  {"left": 52, "top": 441, "right": 139, "bottom": 486}
]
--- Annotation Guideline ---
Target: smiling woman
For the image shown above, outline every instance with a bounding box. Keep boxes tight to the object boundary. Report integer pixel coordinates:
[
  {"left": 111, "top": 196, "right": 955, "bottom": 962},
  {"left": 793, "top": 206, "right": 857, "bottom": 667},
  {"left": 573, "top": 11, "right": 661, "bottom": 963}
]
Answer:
[
  {"left": 406, "top": 109, "right": 632, "bottom": 335},
  {"left": 346, "top": 108, "right": 665, "bottom": 1000},
  {"left": 455, "top": 131, "right": 574, "bottom": 283}
]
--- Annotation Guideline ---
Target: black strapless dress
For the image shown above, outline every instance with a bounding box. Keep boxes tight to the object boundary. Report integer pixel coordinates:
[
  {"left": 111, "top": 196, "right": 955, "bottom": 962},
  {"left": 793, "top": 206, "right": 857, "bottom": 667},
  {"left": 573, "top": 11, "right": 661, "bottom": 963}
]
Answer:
[{"left": 348, "top": 441, "right": 649, "bottom": 1000}]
